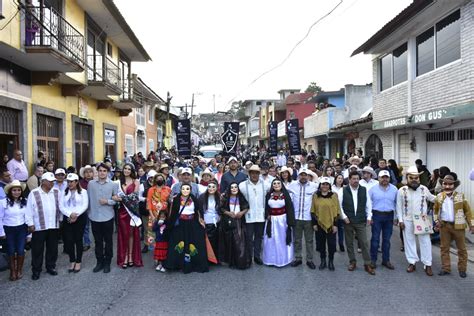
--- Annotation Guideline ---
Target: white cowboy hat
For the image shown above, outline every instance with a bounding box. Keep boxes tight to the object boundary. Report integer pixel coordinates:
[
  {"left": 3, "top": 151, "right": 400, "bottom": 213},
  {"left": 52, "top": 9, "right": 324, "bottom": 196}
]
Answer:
[
  {"left": 362, "top": 166, "right": 377, "bottom": 178},
  {"left": 4, "top": 180, "right": 26, "bottom": 194},
  {"left": 248, "top": 165, "right": 261, "bottom": 173},
  {"left": 348, "top": 155, "right": 362, "bottom": 164},
  {"left": 405, "top": 165, "right": 423, "bottom": 176},
  {"left": 79, "top": 165, "right": 96, "bottom": 178},
  {"left": 201, "top": 168, "right": 215, "bottom": 177}
]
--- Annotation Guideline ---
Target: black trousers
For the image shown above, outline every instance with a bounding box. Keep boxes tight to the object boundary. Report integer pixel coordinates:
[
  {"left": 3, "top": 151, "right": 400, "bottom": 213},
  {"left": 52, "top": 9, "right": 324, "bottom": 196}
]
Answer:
[
  {"left": 316, "top": 225, "right": 336, "bottom": 260},
  {"left": 63, "top": 214, "right": 87, "bottom": 263},
  {"left": 31, "top": 229, "right": 59, "bottom": 273},
  {"left": 91, "top": 219, "right": 114, "bottom": 264},
  {"left": 245, "top": 222, "right": 264, "bottom": 260}
]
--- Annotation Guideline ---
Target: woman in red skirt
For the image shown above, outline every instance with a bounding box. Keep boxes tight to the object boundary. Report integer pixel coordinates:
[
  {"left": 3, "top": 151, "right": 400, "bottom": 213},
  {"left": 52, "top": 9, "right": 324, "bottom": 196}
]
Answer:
[{"left": 153, "top": 210, "right": 169, "bottom": 272}]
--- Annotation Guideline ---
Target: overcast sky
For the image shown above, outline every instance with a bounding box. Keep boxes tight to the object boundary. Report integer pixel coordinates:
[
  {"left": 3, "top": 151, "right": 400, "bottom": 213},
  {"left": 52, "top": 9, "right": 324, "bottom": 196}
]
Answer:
[{"left": 114, "top": 0, "right": 412, "bottom": 114}]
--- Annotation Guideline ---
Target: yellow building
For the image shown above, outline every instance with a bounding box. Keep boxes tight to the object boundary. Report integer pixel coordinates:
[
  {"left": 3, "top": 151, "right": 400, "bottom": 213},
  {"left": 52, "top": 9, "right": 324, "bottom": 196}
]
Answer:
[{"left": 0, "top": 0, "right": 150, "bottom": 170}]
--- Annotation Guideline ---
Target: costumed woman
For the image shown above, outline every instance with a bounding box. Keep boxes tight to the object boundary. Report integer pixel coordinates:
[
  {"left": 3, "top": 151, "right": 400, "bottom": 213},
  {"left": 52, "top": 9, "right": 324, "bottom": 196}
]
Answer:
[
  {"left": 198, "top": 179, "right": 221, "bottom": 260},
  {"left": 116, "top": 163, "right": 143, "bottom": 268},
  {"left": 262, "top": 178, "right": 295, "bottom": 267},
  {"left": 164, "top": 184, "right": 208, "bottom": 273},
  {"left": 219, "top": 182, "right": 251, "bottom": 269}
]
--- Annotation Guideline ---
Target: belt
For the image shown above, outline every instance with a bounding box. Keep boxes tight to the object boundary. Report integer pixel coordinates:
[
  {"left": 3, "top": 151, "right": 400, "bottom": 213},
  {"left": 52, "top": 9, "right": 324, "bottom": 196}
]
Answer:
[
  {"left": 372, "top": 210, "right": 394, "bottom": 216},
  {"left": 270, "top": 207, "right": 286, "bottom": 216},
  {"left": 441, "top": 220, "right": 454, "bottom": 225},
  {"left": 179, "top": 214, "right": 194, "bottom": 220}
]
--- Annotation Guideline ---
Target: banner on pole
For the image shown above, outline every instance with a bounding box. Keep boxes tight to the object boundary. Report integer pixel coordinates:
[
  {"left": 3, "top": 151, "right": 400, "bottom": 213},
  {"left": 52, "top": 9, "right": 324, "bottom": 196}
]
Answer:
[
  {"left": 175, "top": 119, "right": 191, "bottom": 156},
  {"left": 268, "top": 121, "right": 278, "bottom": 157},
  {"left": 221, "top": 122, "right": 239, "bottom": 153},
  {"left": 286, "top": 119, "right": 301, "bottom": 155}
]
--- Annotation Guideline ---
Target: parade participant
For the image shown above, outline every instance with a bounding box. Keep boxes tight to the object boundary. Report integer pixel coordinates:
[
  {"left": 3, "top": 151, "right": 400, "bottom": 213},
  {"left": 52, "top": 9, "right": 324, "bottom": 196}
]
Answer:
[
  {"left": 338, "top": 171, "right": 375, "bottom": 275},
  {"left": 369, "top": 170, "right": 397, "bottom": 270},
  {"left": 277, "top": 150, "right": 287, "bottom": 167},
  {"left": 220, "top": 157, "right": 247, "bottom": 194},
  {"left": 79, "top": 165, "right": 95, "bottom": 251},
  {"left": 199, "top": 179, "right": 221, "bottom": 258},
  {"left": 415, "top": 159, "right": 431, "bottom": 187},
  {"left": 323, "top": 166, "right": 335, "bottom": 185},
  {"left": 434, "top": 166, "right": 451, "bottom": 194},
  {"left": 153, "top": 210, "right": 169, "bottom": 272},
  {"left": 219, "top": 182, "right": 250, "bottom": 269},
  {"left": 160, "top": 163, "right": 176, "bottom": 188},
  {"left": 307, "top": 170, "right": 319, "bottom": 184},
  {"left": 6, "top": 150, "right": 28, "bottom": 182},
  {"left": 215, "top": 163, "right": 225, "bottom": 185},
  {"left": 396, "top": 166, "right": 435, "bottom": 276},
  {"left": 360, "top": 166, "right": 379, "bottom": 191},
  {"left": 375, "top": 159, "right": 397, "bottom": 185},
  {"left": 0, "top": 180, "right": 27, "bottom": 281},
  {"left": 26, "top": 172, "right": 61, "bottom": 280},
  {"left": 268, "top": 165, "right": 278, "bottom": 179},
  {"left": 88, "top": 163, "right": 120, "bottom": 274},
  {"left": 146, "top": 173, "right": 171, "bottom": 256},
  {"left": 59, "top": 173, "right": 88, "bottom": 273},
  {"left": 279, "top": 166, "right": 293, "bottom": 188},
  {"left": 243, "top": 161, "right": 253, "bottom": 176},
  {"left": 139, "top": 170, "right": 157, "bottom": 253},
  {"left": 388, "top": 159, "right": 403, "bottom": 186},
  {"left": 288, "top": 168, "right": 318, "bottom": 269},
  {"left": 45, "top": 160, "right": 55, "bottom": 173},
  {"left": 259, "top": 162, "right": 275, "bottom": 186},
  {"left": 26, "top": 165, "right": 44, "bottom": 195},
  {"left": 262, "top": 178, "right": 295, "bottom": 267},
  {"left": 332, "top": 174, "right": 345, "bottom": 252},
  {"left": 53, "top": 168, "right": 67, "bottom": 193},
  {"left": 170, "top": 167, "right": 200, "bottom": 197},
  {"left": 286, "top": 158, "right": 298, "bottom": 180},
  {"left": 239, "top": 165, "right": 270, "bottom": 265},
  {"left": 0, "top": 168, "right": 12, "bottom": 200},
  {"left": 137, "top": 167, "right": 146, "bottom": 184},
  {"left": 164, "top": 184, "right": 208, "bottom": 273},
  {"left": 434, "top": 173, "right": 473, "bottom": 278},
  {"left": 116, "top": 163, "right": 142, "bottom": 268},
  {"left": 311, "top": 177, "right": 340, "bottom": 271},
  {"left": 198, "top": 168, "right": 214, "bottom": 194}
]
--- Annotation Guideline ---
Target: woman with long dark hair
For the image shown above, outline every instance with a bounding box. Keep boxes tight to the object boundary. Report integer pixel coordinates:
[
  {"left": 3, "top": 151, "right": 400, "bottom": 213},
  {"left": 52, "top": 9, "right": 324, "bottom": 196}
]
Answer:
[
  {"left": 279, "top": 166, "right": 293, "bottom": 188},
  {"left": 219, "top": 182, "right": 250, "bottom": 269},
  {"left": 164, "top": 184, "right": 208, "bottom": 273},
  {"left": 0, "top": 180, "right": 28, "bottom": 281},
  {"left": 332, "top": 174, "right": 345, "bottom": 252},
  {"left": 117, "top": 163, "right": 142, "bottom": 268},
  {"left": 388, "top": 159, "right": 403, "bottom": 186},
  {"left": 199, "top": 179, "right": 221, "bottom": 258},
  {"left": 60, "top": 173, "right": 89, "bottom": 273},
  {"left": 262, "top": 178, "right": 295, "bottom": 267}
]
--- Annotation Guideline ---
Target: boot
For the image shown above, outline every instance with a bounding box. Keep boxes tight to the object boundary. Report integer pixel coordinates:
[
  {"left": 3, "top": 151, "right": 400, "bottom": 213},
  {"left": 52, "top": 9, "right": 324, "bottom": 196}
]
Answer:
[
  {"left": 16, "top": 255, "right": 25, "bottom": 280},
  {"left": 328, "top": 259, "right": 335, "bottom": 271},
  {"left": 319, "top": 258, "right": 327, "bottom": 270},
  {"left": 9, "top": 256, "right": 17, "bottom": 281}
]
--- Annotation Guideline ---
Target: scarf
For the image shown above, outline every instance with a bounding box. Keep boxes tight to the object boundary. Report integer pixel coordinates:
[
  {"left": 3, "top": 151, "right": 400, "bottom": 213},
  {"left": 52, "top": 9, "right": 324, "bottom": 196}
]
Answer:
[{"left": 67, "top": 191, "right": 77, "bottom": 207}]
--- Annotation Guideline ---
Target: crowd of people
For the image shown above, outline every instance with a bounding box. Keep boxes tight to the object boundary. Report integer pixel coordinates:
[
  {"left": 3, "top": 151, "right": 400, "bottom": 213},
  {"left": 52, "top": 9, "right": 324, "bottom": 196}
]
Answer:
[{"left": 0, "top": 147, "right": 473, "bottom": 282}]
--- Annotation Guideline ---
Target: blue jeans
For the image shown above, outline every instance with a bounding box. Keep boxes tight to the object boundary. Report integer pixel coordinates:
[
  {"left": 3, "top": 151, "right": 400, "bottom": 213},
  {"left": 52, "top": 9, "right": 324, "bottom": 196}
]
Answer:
[
  {"left": 370, "top": 212, "right": 394, "bottom": 263},
  {"left": 4, "top": 224, "right": 28, "bottom": 256},
  {"left": 337, "top": 219, "right": 344, "bottom": 246},
  {"left": 83, "top": 217, "right": 91, "bottom": 246}
]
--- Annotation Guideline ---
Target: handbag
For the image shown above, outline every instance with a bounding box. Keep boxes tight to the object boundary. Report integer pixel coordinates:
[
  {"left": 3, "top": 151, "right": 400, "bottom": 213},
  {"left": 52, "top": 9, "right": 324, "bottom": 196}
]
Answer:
[{"left": 413, "top": 213, "right": 433, "bottom": 235}]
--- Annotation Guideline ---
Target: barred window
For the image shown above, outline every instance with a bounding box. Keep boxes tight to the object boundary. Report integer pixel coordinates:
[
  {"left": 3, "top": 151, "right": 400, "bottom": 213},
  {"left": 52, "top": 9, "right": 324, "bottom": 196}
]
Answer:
[{"left": 426, "top": 130, "right": 455, "bottom": 142}]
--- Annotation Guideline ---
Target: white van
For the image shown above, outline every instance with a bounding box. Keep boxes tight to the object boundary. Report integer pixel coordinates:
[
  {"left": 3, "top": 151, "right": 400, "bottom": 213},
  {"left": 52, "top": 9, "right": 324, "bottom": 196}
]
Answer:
[{"left": 200, "top": 145, "right": 223, "bottom": 163}]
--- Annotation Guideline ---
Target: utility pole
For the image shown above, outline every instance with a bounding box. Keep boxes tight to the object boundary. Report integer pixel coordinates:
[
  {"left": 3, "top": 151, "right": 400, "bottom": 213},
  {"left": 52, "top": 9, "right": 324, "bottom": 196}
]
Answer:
[{"left": 190, "top": 93, "right": 195, "bottom": 118}]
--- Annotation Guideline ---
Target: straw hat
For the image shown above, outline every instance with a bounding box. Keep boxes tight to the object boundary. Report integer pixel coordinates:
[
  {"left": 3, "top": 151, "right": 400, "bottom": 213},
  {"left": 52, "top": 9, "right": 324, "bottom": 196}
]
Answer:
[
  {"left": 248, "top": 165, "right": 261, "bottom": 173},
  {"left": 4, "top": 180, "right": 26, "bottom": 194},
  {"left": 405, "top": 165, "right": 423, "bottom": 176},
  {"left": 79, "top": 165, "right": 96, "bottom": 178},
  {"left": 347, "top": 155, "right": 362, "bottom": 165},
  {"left": 362, "top": 166, "right": 377, "bottom": 179},
  {"left": 201, "top": 168, "right": 215, "bottom": 177}
]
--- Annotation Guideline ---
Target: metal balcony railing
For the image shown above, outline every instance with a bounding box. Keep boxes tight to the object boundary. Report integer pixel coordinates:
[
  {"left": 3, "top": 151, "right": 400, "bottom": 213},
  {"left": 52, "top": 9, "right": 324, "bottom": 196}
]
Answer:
[
  {"left": 23, "top": 5, "right": 85, "bottom": 67},
  {"left": 87, "top": 57, "right": 121, "bottom": 91}
]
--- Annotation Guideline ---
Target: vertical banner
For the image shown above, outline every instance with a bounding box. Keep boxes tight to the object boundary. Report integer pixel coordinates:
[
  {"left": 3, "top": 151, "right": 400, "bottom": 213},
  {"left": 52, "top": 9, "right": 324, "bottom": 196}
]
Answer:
[
  {"left": 221, "top": 122, "right": 239, "bottom": 153},
  {"left": 268, "top": 121, "right": 278, "bottom": 157},
  {"left": 175, "top": 119, "right": 191, "bottom": 156},
  {"left": 286, "top": 119, "right": 301, "bottom": 155}
]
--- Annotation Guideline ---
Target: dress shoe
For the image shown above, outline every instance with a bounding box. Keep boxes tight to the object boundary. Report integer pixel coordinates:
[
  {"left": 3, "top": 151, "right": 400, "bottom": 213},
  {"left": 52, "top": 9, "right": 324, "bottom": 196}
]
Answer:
[
  {"left": 406, "top": 264, "right": 416, "bottom": 273},
  {"left": 32, "top": 272, "right": 40, "bottom": 280},
  {"left": 369, "top": 262, "right": 377, "bottom": 269},
  {"left": 328, "top": 259, "right": 335, "bottom": 271},
  {"left": 348, "top": 262, "right": 356, "bottom": 271},
  {"left": 364, "top": 265, "right": 376, "bottom": 275},
  {"left": 306, "top": 261, "right": 316, "bottom": 270},
  {"left": 83, "top": 245, "right": 91, "bottom": 252},
  {"left": 339, "top": 245, "right": 345, "bottom": 252},
  {"left": 318, "top": 258, "right": 327, "bottom": 270},
  {"left": 459, "top": 271, "right": 467, "bottom": 278},
  {"left": 438, "top": 270, "right": 450, "bottom": 276},
  {"left": 103, "top": 264, "right": 111, "bottom": 273},
  {"left": 93, "top": 263, "right": 104, "bottom": 273},
  {"left": 254, "top": 257, "right": 263, "bottom": 265},
  {"left": 400, "top": 246, "right": 404, "bottom": 252},
  {"left": 382, "top": 262, "right": 395, "bottom": 270},
  {"left": 46, "top": 269, "right": 58, "bottom": 276},
  {"left": 141, "top": 245, "right": 149, "bottom": 253},
  {"left": 424, "top": 266, "right": 433, "bottom": 276},
  {"left": 291, "top": 260, "right": 302, "bottom": 267}
]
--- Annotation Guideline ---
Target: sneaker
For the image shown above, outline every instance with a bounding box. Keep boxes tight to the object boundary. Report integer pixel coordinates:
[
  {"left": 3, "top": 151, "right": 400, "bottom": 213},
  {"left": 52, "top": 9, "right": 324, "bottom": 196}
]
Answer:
[
  {"left": 357, "top": 248, "right": 362, "bottom": 253},
  {"left": 160, "top": 266, "right": 166, "bottom": 273},
  {"left": 155, "top": 264, "right": 162, "bottom": 272}
]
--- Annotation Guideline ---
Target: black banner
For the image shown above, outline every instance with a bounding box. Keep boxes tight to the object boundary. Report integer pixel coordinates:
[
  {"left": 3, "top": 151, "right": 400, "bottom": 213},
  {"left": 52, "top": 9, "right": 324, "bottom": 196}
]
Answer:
[
  {"left": 175, "top": 119, "right": 191, "bottom": 156},
  {"left": 286, "top": 119, "right": 301, "bottom": 155},
  {"left": 221, "top": 122, "right": 239, "bottom": 153},
  {"left": 268, "top": 121, "right": 278, "bottom": 157}
]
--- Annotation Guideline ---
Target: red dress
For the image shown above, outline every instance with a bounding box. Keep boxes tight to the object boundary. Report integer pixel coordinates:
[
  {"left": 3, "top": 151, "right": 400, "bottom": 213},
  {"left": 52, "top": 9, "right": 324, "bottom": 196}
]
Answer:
[{"left": 117, "top": 182, "right": 143, "bottom": 267}]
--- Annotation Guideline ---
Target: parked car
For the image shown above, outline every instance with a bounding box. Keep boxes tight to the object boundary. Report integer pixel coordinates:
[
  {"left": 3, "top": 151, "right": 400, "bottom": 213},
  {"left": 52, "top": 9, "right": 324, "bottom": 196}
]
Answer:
[{"left": 199, "top": 145, "right": 223, "bottom": 163}]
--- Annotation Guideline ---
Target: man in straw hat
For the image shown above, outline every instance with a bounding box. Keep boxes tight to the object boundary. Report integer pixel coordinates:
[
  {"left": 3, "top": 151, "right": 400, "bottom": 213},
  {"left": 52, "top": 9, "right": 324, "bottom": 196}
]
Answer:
[
  {"left": 360, "top": 166, "right": 378, "bottom": 192},
  {"left": 396, "top": 165, "right": 435, "bottom": 276},
  {"left": 25, "top": 172, "right": 62, "bottom": 280},
  {"left": 434, "top": 173, "right": 473, "bottom": 278}
]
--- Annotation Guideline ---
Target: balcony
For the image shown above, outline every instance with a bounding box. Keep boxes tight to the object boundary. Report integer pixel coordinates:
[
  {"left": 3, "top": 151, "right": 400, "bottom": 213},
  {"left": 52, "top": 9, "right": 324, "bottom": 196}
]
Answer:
[
  {"left": 112, "top": 75, "right": 144, "bottom": 110},
  {"left": 81, "top": 58, "right": 122, "bottom": 100}
]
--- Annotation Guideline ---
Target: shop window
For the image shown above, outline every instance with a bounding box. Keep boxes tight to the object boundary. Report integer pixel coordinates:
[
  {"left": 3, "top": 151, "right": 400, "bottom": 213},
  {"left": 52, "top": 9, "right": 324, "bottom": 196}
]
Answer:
[
  {"left": 37, "top": 114, "right": 61, "bottom": 165},
  {"left": 74, "top": 123, "right": 92, "bottom": 169}
]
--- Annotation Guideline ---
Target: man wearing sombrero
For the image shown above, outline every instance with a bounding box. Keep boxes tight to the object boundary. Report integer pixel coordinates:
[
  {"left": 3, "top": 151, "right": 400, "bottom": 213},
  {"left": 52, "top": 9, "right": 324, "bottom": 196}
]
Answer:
[
  {"left": 434, "top": 173, "right": 473, "bottom": 278},
  {"left": 396, "top": 166, "right": 436, "bottom": 276}
]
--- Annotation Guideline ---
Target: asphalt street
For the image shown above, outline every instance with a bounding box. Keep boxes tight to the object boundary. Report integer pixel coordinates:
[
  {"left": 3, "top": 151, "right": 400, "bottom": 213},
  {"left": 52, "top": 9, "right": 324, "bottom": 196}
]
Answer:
[{"left": 0, "top": 228, "right": 473, "bottom": 315}]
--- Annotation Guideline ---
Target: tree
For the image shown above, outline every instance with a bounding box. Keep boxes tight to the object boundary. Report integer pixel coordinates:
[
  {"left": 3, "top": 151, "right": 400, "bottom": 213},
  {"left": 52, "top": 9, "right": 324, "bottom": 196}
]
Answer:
[{"left": 305, "top": 82, "right": 322, "bottom": 93}]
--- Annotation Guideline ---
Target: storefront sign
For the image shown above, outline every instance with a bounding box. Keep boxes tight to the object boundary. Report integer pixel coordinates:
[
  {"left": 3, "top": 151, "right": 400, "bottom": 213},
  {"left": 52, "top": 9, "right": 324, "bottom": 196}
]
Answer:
[
  {"left": 79, "top": 97, "right": 88, "bottom": 119},
  {"left": 104, "top": 129, "right": 115, "bottom": 144}
]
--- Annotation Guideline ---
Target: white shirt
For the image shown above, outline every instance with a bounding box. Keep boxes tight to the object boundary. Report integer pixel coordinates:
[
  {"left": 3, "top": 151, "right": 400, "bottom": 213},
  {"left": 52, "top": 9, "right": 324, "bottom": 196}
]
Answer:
[
  {"left": 360, "top": 179, "right": 379, "bottom": 192},
  {"left": 338, "top": 185, "right": 373, "bottom": 221},
  {"left": 332, "top": 185, "right": 343, "bottom": 195},
  {"left": 26, "top": 187, "right": 61, "bottom": 231},
  {"left": 0, "top": 199, "right": 27, "bottom": 236},
  {"left": 239, "top": 179, "right": 270, "bottom": 223},
  {"left": 181, "top": 201, "right": 195, "bottom": 215},
  {"left": 59, "top": 189, "right": 89, "bottom": 218},
  {"left": 54, "top": 181, "right": 67, "bottom": 194},
  {"left": 440, "top": 195, "right": 454, "bottom": 222},
  {"left": 288, "top": 180, "right": 318, "bottom": 221},
  {"left": 396, "top": 185, "right": 435, "bottom": 223},
  {"left": 259, "top": 174, "right": 275, "bottom": 187},
  {"left": 198, "top": 184, "right": 208, "bottom": 195},
  {"left": 229, "top": 197, "right": 241, "bottom": 214},
  {"left": 203, "top": 196, "right": 219, "bottom": 224}
]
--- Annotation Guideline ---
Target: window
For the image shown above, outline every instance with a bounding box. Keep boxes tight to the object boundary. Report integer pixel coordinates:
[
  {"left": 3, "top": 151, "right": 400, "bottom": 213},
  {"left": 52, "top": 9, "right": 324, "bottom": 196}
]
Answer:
[
  {"left": 148, "top": 105, "right": 155, "bottom": 124},
  {"left": 416, "top": 10, "right": 460, "bottom": 76},
  {"left": 118, "top": 57, "right": 130, "bottom": 99},
  {"left": 379, "top": 43, "right": 407, "bottom": 91},
  {"left": 74, "top": 123, "right": 92, "bottom": 169},
  {"left": 37, "top": 114, "right": 61, "bottom": 165},
  {"left": 426, "top": 130, "right": 455, "bottom": 142},
  {"left": 135, "top": 107, "right": 145, "bottom": 127},
  {"left": 87, "top": 28, "right": 104, "bottom": 81},
  {"left": 107, "top": 42, "right": 113, "bottom": 57},
  {"left": 125, "top": 135, "right": 134, "bottom": 154}
]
